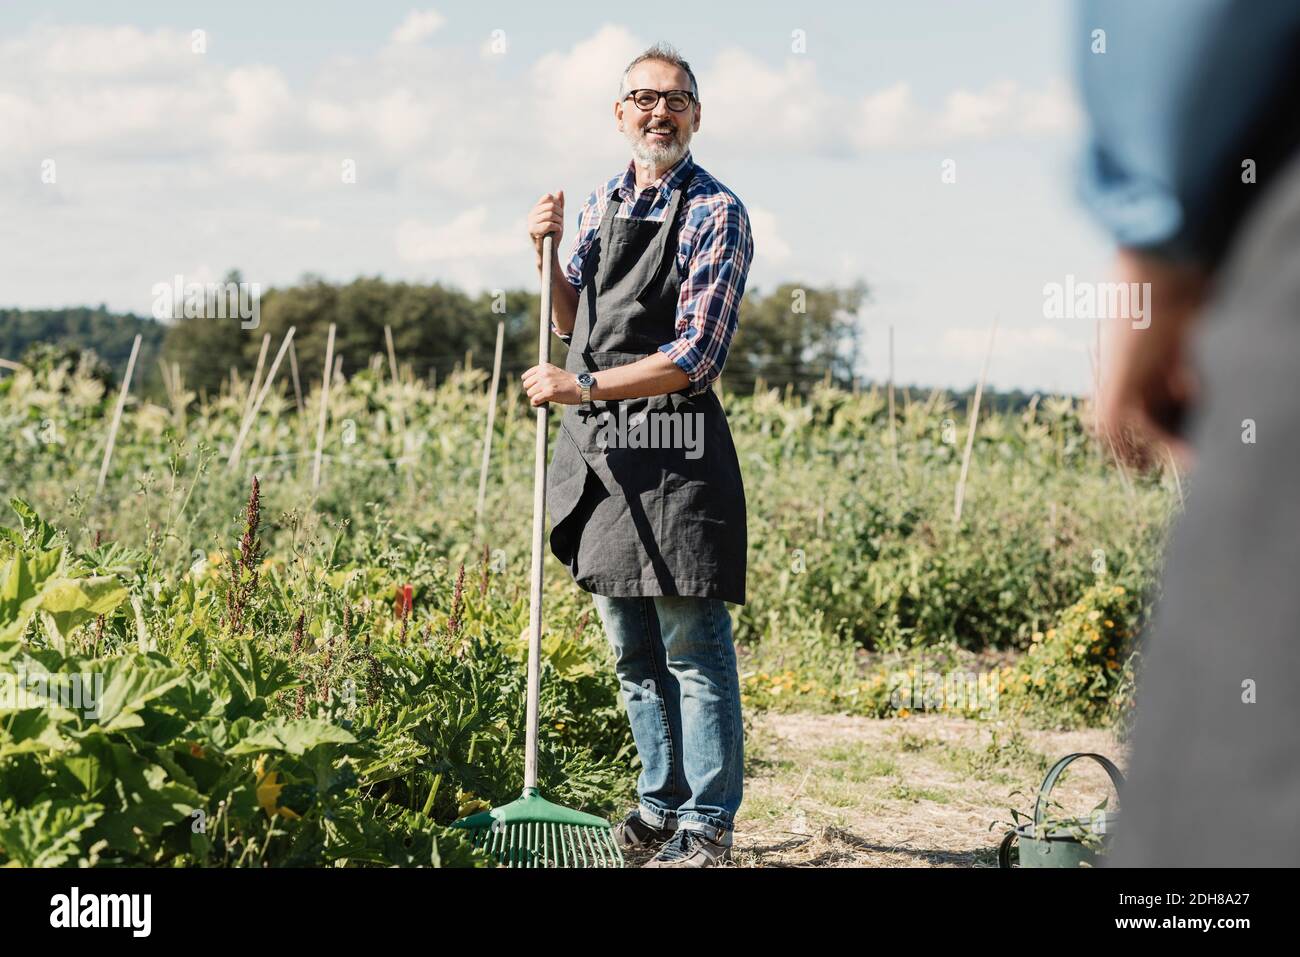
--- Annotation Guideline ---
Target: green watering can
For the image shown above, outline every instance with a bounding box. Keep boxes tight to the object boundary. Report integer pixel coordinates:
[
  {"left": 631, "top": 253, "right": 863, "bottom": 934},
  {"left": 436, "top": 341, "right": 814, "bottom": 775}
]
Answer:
[{"left": 998, "top": 752, "right": 1124, "bottom": 868}]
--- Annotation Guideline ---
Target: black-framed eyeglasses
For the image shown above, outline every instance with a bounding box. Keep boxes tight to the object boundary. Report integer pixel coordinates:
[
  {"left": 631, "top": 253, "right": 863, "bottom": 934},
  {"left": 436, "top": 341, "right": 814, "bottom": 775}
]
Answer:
[{"left": 624, "top": 89, "right": 696, "bottom": 112}]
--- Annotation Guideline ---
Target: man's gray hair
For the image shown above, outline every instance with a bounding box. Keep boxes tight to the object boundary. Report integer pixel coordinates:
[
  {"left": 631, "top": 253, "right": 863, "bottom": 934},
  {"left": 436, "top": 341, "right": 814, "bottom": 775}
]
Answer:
[{"left": 618, "top": 42, "right": 699, "bottom": 101}]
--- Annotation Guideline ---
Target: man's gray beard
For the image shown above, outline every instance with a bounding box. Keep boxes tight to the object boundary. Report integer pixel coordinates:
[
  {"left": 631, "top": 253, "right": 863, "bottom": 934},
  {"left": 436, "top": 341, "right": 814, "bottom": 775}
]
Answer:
[{"left": 629, "top": 131, "right": 690, "bottom": 170}]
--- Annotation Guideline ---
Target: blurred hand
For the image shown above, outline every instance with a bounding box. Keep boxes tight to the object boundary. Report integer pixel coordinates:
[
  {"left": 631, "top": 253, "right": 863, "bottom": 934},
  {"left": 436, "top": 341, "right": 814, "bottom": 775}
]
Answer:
[
  {"left": 527, "top": 191, "right": 564, "bottom": 268},
  {"left": 522, "top": 362, "right": 579, "bottom": 407},
  {"left": 1096, "top": 249, "right": 1210, "bottom": 470}
]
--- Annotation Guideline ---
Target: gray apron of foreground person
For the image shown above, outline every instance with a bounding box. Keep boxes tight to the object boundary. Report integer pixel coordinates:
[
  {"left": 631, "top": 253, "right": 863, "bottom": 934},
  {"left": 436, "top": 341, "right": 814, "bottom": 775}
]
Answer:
[
  {"left": 1106, "top": 150, "right": 1300, "bottom": 867},
  {"left": 546, "top": 168, "right": 747, "bottom": 605}
]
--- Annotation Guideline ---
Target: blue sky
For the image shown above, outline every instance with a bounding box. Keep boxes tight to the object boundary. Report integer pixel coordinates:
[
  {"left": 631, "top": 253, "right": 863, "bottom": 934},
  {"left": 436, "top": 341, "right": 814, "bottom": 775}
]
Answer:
[{"left": 0, "top": 0, "right": 1116, "bottom": 394}]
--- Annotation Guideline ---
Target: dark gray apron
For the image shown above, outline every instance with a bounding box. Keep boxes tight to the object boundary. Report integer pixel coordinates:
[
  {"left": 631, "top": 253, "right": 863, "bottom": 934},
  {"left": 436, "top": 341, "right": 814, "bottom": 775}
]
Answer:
[{"left": 546, "top": 168, "right": 747, "bottom": 605}]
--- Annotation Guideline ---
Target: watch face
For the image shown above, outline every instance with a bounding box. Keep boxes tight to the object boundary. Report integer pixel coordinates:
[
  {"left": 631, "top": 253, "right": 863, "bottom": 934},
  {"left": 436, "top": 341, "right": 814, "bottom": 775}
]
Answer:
[{"left": 578, "top": 373, "right": 595, "bottom": 387}]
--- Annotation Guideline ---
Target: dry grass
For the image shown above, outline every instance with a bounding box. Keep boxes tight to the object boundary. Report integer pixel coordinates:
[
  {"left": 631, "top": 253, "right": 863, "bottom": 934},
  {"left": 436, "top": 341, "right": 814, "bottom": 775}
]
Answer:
[{"left": 710, "top": 712, "right": 1127, "bottom": 868}]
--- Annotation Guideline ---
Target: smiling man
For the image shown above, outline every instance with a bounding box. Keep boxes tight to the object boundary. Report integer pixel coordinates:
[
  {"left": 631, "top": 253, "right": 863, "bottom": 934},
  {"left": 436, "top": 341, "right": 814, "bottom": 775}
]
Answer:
[{"left": 522, "top": 43, "right": 754, "bottom": 868}]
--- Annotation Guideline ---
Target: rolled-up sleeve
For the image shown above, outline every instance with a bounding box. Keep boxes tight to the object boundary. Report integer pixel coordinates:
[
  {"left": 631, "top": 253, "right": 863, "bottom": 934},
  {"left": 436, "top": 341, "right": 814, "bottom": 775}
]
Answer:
[
  {"left": 1077, "top": 0, "right": 1300, "bottom": 266},
  {"left": 552, "top": 190, "right": 600, "bottom": 344},
  {"left": 658, "top": 199, "right": 753, "bottom": 395}
]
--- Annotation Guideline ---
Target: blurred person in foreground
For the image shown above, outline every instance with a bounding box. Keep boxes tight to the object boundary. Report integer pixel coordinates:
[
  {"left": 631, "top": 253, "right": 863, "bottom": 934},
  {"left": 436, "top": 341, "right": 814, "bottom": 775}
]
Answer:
[{"left": 1079, "top": 0, "right": 1300, "bottom": 865}]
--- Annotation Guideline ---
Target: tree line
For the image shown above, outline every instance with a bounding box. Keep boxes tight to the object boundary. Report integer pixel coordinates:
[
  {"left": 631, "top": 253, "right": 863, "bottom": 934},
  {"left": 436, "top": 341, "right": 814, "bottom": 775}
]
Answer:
[{"left": 3, "top": 274, "right": 870, "bottom": 401}]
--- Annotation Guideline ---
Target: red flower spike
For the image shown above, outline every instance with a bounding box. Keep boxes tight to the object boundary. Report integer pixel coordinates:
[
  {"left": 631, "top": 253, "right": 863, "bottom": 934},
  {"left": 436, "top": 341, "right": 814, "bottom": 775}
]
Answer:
[{"left": 394, "top": 583, "right": 413, "bottom": 619}]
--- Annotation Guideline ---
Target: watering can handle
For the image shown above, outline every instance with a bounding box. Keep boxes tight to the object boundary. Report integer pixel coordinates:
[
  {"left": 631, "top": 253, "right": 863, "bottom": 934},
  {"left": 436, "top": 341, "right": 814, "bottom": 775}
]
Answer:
[
  {"left": 998, "top": 829, "right": 1018, "bottom": 868},
  {"left": 1033, "top": 752, "right": 1124, "bottom": 830}
]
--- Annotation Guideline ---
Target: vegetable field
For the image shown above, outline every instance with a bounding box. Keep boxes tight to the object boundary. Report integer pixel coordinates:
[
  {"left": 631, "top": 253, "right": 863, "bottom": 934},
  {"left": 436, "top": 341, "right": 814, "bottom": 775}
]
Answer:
[{"left": 0, "top": 350, "right": 1175, "bottom": 866}]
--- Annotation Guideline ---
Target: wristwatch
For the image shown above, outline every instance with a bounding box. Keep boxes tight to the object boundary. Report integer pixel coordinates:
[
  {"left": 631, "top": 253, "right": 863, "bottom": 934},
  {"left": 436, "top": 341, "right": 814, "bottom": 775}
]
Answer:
[{"left": 576, "top": 372, "right": 596, "bottom": 410}]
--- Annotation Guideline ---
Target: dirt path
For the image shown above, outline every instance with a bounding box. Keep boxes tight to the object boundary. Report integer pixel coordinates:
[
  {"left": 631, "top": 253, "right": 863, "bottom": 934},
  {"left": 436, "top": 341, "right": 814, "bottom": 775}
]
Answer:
[{"left": 711, "top": 712, "right": 1125, "bottom": 868}]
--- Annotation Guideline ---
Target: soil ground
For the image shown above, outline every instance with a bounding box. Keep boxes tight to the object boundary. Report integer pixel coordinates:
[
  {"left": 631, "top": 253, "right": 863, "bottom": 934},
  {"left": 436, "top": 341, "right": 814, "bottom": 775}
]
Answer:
[{"left": 624, "top": 711, "right": 1127, "bottom": 868}]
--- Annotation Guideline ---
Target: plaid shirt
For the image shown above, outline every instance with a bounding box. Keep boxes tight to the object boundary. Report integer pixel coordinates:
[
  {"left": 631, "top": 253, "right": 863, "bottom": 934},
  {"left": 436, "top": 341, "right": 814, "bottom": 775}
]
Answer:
[{"left": 558, "top": 151, "right": 753, "bottom": 395}]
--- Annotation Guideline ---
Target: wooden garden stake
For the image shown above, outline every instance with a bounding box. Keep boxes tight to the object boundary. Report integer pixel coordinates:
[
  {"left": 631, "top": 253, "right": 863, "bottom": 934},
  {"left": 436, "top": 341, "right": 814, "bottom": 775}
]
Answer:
[
  {"left": 385, "top": 324, "right": 399, "bottom": 384},
  {"left": 158, "top": 358, "right": 174, "bottom": 399},
  {"left": 243, "top": 332, "right": 271, "bottom": 424},
  {"left": 288, "top": 336, "right": 304, "bottom": 416},
  {"left": 312, "top": 324, "right": 336, "bottom": 489},
  {"left": 229, "top": 327, "right": 296, "bottom": 472},
  {"left": 888, "top": 323, "right": 898, "bottom": 469},
  {"left": 475, "top": 321, "right": 506, "bottom": 537},
  {"left": 1165, "top": 444, "right": 1185, "bottom": 508},
  {"left": 954, "top": 317, "right": 997, "bottom": 524},
  {"left": 96, "top": 333, "right": 142, "bottom": 495}
]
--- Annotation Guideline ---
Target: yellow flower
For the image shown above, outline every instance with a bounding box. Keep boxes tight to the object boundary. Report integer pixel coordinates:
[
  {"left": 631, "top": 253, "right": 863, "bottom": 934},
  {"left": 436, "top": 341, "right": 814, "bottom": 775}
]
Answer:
[
  {"left": 1106, "top": 660, "right": 1119, "bottom": 670},
  {"left": 255, "top": 767, "right": 301, "bottom": 821},
  {"left": 1019, "top": 674, "right": 1031, "bottom": 684},
  {"left": 1034, "top": 676, "right": 1047, "bottom": 687},
  {"left": 1107, "top": 648, "right": 1116, "bottom": 657},
  {"left": 554, "top": 722, "right": 566, "bottom": 731},
  {"left": 1032, "top": 631, "right": 1044, "bottom": 643},
  {"left": 1104, "top": 619, "right": 1115, "bottom": 628},
  {"left": 1114, "top": 586, "right": 1126, "bottom": 595},
  {"left": 1046, "top": 629, "right": 1057, "bottom": 639},
  {"left": 1088, "top": 610, "right": 1101, "bottom": 622},
  {"left": 1074, "top": 644, "right": 1087, "bottom": 655},
  {"left": 897, "top": 707, "right": 911, "bottom": 718}
]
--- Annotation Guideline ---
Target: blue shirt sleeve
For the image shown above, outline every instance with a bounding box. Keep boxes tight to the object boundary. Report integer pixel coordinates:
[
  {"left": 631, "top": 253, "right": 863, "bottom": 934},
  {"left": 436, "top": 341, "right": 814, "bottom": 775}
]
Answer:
[{"left": 1077, "top": 0, "right": 1300, "bottom": 266}]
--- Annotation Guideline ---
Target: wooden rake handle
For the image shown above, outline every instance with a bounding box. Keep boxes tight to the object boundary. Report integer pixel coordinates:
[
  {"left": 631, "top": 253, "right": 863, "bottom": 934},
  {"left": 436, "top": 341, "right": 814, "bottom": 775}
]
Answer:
[{"left": 523, "top": 233, "right": 554, "bottom": 790}]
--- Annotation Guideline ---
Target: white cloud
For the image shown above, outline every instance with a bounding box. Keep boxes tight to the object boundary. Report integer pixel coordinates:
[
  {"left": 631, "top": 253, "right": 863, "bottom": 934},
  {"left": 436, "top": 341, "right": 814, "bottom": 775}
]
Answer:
[
  {"left": 937, "top": 81, "right": 1017, "bottom": 139},
  {"left": 937, "top": 324, "right": 1088, "bottom": 390},
  {"left": 529, "top": 24, "right": 642, "bottom": 153},
  {"left": 854, "top": 82, "right": 918, "bottom": 150},
  {"left": 851, "top": 78, "right": 1082, "bottom": 152},
  {"left": 390, "top": 9, "right": 445, "bottom": 46},
  {"left": 395, "top": 207, "right": 520, "bottom": 262},
  {"left": 23, "top": 24, "right": 195, "bottom": 77},
  {"left": 748, "top": 204, "right": 791, "bottom": 266},
  {"left": 699, "top": 50, "right": 834, "bottom": 151}
]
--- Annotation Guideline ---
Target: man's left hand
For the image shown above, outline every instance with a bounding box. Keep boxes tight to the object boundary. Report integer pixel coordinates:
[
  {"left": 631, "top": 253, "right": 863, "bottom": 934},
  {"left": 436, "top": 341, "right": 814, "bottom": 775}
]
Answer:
[
  {"left": 1096, "top": 249, "right": 1209, "bottom": 470},
  {"left": 522, "top": 362, "right": 580, "bottom": 406}
]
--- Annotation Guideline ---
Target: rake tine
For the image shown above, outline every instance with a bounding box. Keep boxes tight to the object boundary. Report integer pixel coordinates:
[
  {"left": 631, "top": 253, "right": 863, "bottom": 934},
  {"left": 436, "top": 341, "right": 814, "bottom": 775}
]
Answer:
[
  {"left": 593, "top": 829, "right": 612, "bottom": 867},
  {"left": 584, "top": 826, "right": 606, "bottom": 867},
  {"left": 575, "top": 825, "right": 591, "bottom": 868}
]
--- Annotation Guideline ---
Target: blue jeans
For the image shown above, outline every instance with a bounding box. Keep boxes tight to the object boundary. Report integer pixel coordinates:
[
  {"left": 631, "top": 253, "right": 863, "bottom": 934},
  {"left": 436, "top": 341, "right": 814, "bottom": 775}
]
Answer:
[{"left": 590, "top": 593, "right": 744, "bottom": 844}]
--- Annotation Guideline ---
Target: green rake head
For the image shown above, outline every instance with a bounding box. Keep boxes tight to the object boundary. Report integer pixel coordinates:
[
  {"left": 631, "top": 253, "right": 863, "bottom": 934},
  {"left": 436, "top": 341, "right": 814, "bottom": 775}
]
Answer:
[{"left": 451, "top": 788, "right": 624, "bottom": 868}]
